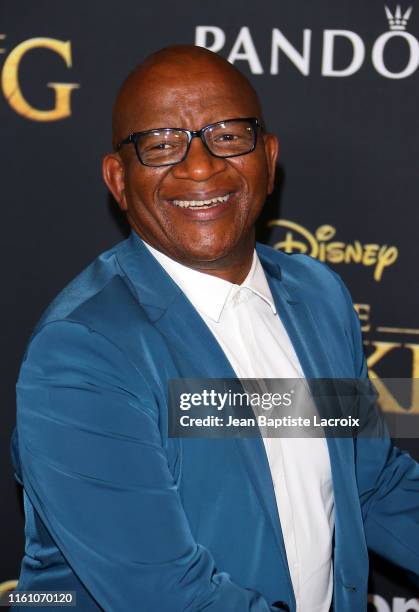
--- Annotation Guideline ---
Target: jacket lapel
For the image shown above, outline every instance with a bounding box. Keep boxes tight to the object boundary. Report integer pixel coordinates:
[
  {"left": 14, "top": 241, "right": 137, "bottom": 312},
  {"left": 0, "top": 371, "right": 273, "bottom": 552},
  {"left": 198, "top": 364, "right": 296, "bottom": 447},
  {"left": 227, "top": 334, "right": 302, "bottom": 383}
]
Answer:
[
  {"left": 257, "top": 250, "right": 334, "bottom": 379},
  {"left": 257, "top": 246, "right": 355, "bottom": 549}
]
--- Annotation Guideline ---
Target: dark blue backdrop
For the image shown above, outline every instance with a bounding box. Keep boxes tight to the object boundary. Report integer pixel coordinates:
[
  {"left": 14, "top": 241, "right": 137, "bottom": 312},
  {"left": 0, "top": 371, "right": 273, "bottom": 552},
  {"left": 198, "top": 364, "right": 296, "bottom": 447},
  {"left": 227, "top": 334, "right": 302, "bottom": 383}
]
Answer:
[{"left": 1, "top": 2, "right": 418, "bottom": 609}]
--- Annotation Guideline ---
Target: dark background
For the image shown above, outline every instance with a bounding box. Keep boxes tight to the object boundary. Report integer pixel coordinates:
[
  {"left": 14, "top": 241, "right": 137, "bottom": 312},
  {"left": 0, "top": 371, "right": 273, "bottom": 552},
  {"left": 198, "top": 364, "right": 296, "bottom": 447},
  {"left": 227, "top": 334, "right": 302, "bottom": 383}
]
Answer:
[{"left": 1, "top": 1, "right": 418, "bottom": 609}]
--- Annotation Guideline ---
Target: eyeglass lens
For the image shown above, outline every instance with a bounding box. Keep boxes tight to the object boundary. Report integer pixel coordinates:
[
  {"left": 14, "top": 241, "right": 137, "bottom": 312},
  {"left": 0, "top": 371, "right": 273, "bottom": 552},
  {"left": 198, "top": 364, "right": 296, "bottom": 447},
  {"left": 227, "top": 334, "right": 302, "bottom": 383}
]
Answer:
[{"left": 136, "top": 120, "right": 255, "bottom": 166}]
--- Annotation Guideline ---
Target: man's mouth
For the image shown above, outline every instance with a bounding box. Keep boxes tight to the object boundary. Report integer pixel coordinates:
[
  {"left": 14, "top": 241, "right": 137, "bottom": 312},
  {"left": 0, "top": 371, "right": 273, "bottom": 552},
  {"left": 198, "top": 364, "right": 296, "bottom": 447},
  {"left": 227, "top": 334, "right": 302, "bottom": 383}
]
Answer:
[{"left": 171, "top": 194, "right": 231, "bottom": 209}]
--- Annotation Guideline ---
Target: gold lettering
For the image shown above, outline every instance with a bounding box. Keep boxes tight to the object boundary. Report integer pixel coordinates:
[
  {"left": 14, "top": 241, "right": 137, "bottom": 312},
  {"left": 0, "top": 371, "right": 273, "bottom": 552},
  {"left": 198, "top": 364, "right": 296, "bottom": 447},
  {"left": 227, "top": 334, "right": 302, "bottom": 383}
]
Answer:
[
  {"left": 367, "top": 341, "right": 403, "bottom": 413},
  {"left": 344, "top": 241, "right": 363, "bottom": 264},
  {"left": 354, "top": 303, "right": 371, "bottom": 332},
  {"left": 406, "top": 343, "right": 419, "bottom": 413},
  {"left": 367, "top": 341, "right": 401, "bottom": 372},
  {"left": 374, "top": 246, "right": 398, "bottom": 282},
  {"left": 362, "top": 243, "right": 379, "bottom": 266},
  {"left": 315, "top": 225, "right": 335, "bottom": 242},
  {"left": 269, "top": 219, "right": 317, "bottom": 255},
  {"left": 316, "top": 225, "right": 335, "bottom": 262},
  {"left": 1, "top": 37, "right": 79, "bottom": 121},
  {"left": 367, "top": 341, "right": 419, "bottom": 414},
  {"left": 267, "top": 219, "right": 398, "bottom": 281},
  {"left": 325, "top": 241, "right": 345, "bottom": 263},
  {"left": 0, "top": 580, "right": 18, "bottom": 595},
  {"left": 405, "top": 343, "right": 419, "bottom": 378}
]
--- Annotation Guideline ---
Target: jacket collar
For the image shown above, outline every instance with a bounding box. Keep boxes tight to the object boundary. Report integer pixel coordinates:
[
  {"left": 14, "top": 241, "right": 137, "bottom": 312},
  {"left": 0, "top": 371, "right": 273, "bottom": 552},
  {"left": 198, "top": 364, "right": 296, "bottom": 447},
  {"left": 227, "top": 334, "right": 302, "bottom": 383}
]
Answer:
[
  {"left": 116, "top": 230, "right": 286, "bottom": 320},
  {"left": 116, "top": 231, "right": 182, "bottom": 320}
]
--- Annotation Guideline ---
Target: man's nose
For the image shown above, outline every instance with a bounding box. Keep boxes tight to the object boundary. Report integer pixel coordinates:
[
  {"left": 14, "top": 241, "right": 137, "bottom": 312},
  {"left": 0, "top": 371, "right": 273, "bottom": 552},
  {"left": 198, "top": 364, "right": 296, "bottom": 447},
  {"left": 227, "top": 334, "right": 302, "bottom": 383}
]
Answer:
[{"left": 171, "top": 136, "right": 226, "bottom": 181}]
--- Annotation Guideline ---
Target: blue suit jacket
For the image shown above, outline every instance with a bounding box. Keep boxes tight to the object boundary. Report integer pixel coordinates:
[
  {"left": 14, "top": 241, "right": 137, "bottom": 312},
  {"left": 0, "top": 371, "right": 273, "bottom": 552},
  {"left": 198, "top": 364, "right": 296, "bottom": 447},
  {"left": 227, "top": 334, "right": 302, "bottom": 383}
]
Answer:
[{"left": 12, "top": 231, "right": 419, "bottom": 611}]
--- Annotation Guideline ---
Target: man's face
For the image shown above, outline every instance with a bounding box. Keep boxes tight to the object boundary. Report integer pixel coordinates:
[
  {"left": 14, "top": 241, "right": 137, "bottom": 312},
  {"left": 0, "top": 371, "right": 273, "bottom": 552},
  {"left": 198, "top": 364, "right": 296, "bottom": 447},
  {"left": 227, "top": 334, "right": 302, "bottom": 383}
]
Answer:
[{"left": 104, "top": 62, "right": 278, "bottom": 269}]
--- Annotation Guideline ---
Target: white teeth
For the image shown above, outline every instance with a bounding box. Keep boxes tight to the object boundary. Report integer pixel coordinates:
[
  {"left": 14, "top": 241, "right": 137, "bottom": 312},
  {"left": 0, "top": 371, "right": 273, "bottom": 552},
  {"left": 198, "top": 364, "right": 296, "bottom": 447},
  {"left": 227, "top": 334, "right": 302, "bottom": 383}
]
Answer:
[{"left": 172, "top": 194, "right": 230, "bottom": 208}]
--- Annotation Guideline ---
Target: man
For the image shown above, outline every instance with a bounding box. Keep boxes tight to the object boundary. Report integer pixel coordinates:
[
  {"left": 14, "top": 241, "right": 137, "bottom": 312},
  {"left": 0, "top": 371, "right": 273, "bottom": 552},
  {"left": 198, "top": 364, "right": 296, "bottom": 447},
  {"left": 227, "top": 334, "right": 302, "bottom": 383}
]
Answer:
[{"left": 12, "top": 46, "right": 419, "bottom": 611}]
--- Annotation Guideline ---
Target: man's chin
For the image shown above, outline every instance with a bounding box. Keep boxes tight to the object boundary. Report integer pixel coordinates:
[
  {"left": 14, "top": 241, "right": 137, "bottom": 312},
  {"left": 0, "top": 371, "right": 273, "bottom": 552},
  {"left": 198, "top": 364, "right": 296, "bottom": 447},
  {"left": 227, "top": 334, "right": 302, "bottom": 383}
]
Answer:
[
  {"left": 174, "top": 248, "right": 228, "bottom": 266},
  {"left": 172, "top": 238, "right": 246, "bottom": 268}
]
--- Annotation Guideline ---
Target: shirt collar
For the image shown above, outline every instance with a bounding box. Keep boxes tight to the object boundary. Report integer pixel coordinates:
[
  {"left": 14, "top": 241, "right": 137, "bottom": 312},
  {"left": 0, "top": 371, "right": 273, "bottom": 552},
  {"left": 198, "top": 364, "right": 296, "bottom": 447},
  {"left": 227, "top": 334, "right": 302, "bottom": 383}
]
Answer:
[
  {"left": 242, "top": 252, "right": 277, "bottom": 316},
  {"left": 143, "top": 241, "right": 277, "bottom": 322}
]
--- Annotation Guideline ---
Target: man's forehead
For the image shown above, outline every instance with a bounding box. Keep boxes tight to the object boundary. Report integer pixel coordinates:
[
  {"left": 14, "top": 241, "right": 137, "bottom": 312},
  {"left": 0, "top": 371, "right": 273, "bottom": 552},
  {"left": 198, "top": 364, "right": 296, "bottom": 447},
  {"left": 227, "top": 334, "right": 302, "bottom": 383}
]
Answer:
[
  {"left": 124, "top": 73, "right": 250, "bottom": 118},
  {"left": 116, "top": 62, "right": 253, "bottom": 115}
]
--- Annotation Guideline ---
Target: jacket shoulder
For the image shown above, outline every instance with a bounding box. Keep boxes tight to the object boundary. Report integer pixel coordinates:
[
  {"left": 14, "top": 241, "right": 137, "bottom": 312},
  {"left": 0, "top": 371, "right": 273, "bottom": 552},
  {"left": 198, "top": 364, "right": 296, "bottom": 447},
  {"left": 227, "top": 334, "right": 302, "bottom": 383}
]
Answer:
[
  {"left": 37, "top": 238, "right": 130, "bottom": 326},
  {"left": 28, "top": 237, "right": 158, "bottom": 356}
]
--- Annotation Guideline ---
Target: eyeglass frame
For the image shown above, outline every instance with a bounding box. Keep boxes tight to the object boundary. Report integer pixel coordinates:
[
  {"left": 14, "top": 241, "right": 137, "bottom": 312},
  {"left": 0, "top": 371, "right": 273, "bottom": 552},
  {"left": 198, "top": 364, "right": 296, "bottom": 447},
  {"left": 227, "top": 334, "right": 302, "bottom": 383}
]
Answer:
[{"left": 115, "top": 117, "right": 262, "bottom": 167}]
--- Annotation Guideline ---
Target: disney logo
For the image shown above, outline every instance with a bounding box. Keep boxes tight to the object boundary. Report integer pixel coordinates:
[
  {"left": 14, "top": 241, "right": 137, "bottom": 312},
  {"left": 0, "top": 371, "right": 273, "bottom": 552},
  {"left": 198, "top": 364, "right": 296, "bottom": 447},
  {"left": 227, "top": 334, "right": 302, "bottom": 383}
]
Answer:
[{"left": 268, "top": 220, "right": 398, "bottom": 281}]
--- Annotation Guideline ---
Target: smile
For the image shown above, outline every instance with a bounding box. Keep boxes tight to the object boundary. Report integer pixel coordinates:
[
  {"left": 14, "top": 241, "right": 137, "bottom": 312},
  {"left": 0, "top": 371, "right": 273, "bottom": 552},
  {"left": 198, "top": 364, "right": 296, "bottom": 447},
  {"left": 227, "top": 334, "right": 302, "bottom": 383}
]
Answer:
[{"left": 171, "top": 194, "right": 231, "bottom": 209}]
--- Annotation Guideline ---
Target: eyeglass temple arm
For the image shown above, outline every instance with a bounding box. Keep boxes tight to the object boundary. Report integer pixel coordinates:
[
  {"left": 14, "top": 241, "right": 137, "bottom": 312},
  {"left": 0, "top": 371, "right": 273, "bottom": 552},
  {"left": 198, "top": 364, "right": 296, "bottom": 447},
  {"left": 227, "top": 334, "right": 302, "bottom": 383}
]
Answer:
[{"left": 116, "top": 134, "right": 135, "bottom": 151}]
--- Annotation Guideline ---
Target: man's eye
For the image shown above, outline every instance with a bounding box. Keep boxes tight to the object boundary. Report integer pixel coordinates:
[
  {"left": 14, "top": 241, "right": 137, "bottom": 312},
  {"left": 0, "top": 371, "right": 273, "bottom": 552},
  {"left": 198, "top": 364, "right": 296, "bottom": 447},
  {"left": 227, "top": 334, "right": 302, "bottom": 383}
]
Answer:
[
  {"left": 217, "top": 133, "right": 238, "bottom": 142},
  {"left": 152, "top": 142, "right": 172, "bottom": 150},
  {"left": 143, "top": 141, "right": 179, "bottom": 153}
]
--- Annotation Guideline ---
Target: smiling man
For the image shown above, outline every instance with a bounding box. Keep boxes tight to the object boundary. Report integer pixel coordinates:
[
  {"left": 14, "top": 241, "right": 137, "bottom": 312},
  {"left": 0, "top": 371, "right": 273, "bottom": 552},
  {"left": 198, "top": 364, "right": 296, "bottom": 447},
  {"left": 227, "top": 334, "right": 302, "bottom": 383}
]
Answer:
[
  {"left": 105, "top": 46, "right": 277, "bottom": 282},
  {"left": 12, "top": 46, "right": 419, "bottom": 612}
]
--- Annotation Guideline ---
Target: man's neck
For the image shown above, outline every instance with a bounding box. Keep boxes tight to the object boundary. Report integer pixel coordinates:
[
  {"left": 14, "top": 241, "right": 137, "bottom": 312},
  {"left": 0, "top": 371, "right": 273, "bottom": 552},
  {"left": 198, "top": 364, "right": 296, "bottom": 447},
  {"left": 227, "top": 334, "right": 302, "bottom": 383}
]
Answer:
[
  {"left": 136, "top": 230, "right": 255, "bottom": 285},
  {"left": 190, "top": 255, "right": 254, "bottom": 285}
]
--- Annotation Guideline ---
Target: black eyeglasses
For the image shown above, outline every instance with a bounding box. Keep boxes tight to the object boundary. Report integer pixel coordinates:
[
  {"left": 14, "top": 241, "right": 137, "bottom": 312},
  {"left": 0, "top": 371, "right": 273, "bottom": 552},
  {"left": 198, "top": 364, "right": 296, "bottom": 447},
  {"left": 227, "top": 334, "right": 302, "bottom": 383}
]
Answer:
[{"left": 116, "top": 117, "right": 261, "bottom": 167}]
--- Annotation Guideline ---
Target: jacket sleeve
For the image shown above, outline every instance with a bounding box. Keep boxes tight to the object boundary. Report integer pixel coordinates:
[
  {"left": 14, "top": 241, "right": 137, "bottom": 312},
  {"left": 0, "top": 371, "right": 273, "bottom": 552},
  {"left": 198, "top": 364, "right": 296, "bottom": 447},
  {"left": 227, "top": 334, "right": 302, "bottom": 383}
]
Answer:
[
  {"left": 336, "top": 276, "right": 419, "bottom": 577},
  {"left": 16, "top": 319, "right": 280, "bottom": 612}
]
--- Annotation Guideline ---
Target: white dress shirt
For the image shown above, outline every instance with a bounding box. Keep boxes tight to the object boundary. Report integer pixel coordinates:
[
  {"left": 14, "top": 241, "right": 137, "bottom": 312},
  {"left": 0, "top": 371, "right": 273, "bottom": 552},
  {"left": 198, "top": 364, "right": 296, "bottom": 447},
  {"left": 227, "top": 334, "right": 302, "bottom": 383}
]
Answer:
[{"left": 144, "top": 241, "right": 335, "bottom": 612}]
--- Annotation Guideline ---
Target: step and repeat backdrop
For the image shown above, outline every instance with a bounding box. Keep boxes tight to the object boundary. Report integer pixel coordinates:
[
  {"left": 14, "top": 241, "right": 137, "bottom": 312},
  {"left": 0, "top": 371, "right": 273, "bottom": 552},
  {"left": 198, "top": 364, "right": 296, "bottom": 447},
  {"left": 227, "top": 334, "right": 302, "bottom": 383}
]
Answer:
[{"left": 1, "top": 1, "right": 418, "bottom": 610}]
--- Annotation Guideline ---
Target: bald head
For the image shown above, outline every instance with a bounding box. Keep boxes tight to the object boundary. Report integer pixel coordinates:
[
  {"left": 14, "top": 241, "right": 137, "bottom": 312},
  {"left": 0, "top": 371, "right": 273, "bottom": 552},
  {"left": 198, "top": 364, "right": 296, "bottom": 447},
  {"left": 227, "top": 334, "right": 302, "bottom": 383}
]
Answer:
[{"left": 112, "top": 45, "right": 263, "bottom": 150}]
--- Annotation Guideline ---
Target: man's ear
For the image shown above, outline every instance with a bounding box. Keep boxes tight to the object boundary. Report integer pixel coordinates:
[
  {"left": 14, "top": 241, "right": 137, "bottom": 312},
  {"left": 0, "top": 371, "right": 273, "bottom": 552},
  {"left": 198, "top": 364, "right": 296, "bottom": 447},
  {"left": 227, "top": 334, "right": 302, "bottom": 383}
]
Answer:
[
  {"left": 102, "top": 154, "right": 128, "bottom": 212},
  {"left": 263, "top": 133, "right": 279, "bottom": 195}
]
